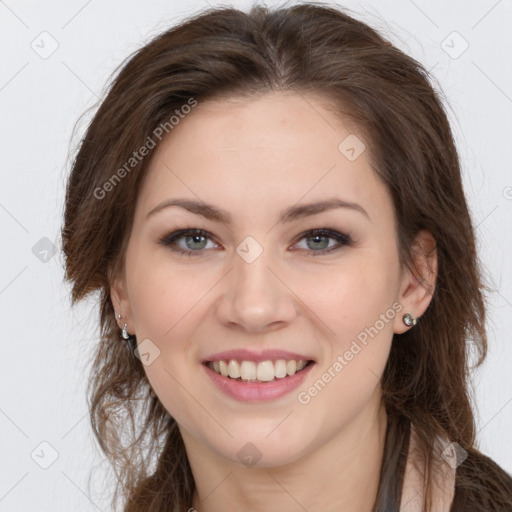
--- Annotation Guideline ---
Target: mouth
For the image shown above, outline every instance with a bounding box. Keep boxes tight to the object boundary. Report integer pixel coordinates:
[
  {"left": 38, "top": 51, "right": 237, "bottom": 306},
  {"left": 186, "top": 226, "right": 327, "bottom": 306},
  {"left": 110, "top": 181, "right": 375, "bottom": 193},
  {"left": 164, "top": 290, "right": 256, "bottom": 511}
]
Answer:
[{"left": 204, "top": 359, "right": 315, "bottom": 383}]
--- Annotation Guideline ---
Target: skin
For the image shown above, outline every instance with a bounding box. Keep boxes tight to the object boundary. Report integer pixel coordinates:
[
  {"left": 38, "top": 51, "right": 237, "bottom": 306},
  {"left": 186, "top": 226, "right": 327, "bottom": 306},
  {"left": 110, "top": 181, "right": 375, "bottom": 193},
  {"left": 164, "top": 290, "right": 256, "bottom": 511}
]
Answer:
[{"left": 112, "top": 91, "right": 437, "bottom": 512}]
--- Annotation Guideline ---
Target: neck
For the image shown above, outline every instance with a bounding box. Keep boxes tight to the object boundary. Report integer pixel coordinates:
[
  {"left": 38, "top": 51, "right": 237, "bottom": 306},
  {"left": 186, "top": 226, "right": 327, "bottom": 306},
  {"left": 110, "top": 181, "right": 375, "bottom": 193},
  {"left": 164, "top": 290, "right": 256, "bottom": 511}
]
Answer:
[{"left": 185, "top": 392, "right": 388, "bottom": 512}]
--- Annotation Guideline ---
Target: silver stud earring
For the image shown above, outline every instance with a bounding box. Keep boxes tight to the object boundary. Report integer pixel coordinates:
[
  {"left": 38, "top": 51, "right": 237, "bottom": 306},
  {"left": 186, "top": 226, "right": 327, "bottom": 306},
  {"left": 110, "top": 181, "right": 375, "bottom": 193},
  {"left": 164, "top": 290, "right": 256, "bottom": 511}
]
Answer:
[
  {"left": 403, "top": 313, "right": 417, "bottom": 327},
  {"left": 122, "top": 323, "right": 130, "bottom": 340}
]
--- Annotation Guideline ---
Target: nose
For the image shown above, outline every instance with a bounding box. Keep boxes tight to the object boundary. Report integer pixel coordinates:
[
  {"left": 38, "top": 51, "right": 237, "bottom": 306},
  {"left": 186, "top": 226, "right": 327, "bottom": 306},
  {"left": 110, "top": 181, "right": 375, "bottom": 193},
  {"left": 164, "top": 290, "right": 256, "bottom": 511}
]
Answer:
[{"left": 215, "top": 245, "right": 298, "bottom": 333}]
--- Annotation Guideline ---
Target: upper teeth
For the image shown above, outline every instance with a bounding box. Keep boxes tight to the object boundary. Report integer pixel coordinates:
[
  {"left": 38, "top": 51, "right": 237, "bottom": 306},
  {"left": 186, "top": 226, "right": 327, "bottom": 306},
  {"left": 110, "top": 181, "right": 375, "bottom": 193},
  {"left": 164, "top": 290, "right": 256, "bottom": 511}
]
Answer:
[{"left": 208, "top": 359, "right": 309, "bottom": 381}]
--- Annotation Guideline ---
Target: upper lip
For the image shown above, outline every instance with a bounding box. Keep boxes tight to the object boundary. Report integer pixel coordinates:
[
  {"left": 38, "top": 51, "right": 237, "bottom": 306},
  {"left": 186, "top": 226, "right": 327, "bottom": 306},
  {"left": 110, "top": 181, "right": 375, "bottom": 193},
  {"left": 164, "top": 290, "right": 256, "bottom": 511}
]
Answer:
[{"left": 203, "top": 348, "right": 316, "bottom": 363}]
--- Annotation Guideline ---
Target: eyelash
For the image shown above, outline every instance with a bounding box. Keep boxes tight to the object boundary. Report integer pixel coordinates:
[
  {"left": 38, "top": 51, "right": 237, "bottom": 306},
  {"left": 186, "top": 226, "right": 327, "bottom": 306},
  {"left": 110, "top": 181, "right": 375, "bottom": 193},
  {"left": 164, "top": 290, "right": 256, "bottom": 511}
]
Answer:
[{"left": 157, "top": 227, "right": 353, "bottom": 257}]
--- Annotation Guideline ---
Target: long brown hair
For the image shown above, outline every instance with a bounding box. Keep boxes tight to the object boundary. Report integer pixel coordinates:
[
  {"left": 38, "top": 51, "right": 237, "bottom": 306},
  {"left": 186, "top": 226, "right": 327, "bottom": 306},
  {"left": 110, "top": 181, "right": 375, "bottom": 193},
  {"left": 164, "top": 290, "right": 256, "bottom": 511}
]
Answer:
[{"left": 61, "top": 3, "right": 511, "bottom": 511}]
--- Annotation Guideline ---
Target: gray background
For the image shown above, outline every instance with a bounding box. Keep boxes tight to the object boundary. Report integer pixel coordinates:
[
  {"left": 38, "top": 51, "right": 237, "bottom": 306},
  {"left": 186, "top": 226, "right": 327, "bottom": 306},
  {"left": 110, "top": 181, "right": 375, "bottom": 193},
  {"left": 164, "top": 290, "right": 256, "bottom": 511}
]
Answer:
[{"left": 1, "top": 0, "right": 511, "bottom": 510}]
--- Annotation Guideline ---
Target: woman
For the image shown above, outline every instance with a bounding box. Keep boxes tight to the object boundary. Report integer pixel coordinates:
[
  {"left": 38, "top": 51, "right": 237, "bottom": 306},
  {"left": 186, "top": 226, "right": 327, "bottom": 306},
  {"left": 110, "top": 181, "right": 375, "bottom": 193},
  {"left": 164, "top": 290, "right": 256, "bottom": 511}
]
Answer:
[{"left": 61, "top": 3, "right": 512, "bottom": 511}]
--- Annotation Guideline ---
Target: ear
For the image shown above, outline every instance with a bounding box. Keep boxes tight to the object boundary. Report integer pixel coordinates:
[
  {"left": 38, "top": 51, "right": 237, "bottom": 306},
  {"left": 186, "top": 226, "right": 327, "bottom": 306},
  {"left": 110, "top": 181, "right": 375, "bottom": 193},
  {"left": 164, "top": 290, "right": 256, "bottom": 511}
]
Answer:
[
  {"left": 109, "top": 267, "right": 134, "bottom": 334},
  {"left": 394, "top": 229, "right": 437, "bottom": 334}
]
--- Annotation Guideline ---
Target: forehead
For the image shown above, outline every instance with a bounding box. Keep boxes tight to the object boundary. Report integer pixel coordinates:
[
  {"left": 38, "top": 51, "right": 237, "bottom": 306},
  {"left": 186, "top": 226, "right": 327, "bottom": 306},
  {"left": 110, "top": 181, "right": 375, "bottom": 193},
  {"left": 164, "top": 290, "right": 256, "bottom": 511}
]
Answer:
[
  {"left": 166, "top": 91, "right": 357, "bottom": 154},
  {"left": 135, "top": 91, "right": 389, "bottom": 225}
]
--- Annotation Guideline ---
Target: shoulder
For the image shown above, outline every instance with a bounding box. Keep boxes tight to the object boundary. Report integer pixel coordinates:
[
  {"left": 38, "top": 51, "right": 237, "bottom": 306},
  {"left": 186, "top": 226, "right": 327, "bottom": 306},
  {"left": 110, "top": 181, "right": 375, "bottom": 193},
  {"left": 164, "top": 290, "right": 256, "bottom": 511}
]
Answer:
[
  {"left": 401, "top": 424, "right": 457, "bottom": 512},
  {"left": 451, "top": 448, "right": 512, "bottom": 511},
  {"left": 401, "top": 423, "right": 512, "bottom": 512}
]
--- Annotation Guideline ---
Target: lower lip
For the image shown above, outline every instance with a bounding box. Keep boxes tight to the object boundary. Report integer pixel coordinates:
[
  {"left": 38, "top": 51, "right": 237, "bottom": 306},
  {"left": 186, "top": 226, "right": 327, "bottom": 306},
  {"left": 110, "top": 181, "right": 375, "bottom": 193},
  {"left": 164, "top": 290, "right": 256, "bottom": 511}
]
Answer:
[{"left": 202, "top": 362, "right": 314, "bottom": 402}]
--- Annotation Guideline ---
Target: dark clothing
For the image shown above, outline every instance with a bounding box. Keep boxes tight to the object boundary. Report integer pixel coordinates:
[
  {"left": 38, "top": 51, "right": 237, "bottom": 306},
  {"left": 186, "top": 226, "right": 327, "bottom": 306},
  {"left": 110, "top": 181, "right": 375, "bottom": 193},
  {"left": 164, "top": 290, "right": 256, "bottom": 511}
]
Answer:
[{"left": 372, "top": 412, "right": 512, "bottom": 511}]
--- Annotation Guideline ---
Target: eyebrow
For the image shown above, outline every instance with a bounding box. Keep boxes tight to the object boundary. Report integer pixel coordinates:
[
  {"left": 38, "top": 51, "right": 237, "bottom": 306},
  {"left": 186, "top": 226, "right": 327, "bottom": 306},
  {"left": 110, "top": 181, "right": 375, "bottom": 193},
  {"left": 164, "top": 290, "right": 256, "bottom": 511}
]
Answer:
[{"left": 146, "top": 197, "right": 369, "bottom": 223}]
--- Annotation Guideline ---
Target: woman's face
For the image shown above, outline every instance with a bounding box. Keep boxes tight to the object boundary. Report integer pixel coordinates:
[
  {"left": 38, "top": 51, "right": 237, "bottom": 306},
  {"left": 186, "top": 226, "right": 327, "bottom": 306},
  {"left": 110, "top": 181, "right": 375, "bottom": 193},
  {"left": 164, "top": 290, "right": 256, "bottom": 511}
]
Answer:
[{"left": 113, "top": 91, "right": 423, "bottom": 468}]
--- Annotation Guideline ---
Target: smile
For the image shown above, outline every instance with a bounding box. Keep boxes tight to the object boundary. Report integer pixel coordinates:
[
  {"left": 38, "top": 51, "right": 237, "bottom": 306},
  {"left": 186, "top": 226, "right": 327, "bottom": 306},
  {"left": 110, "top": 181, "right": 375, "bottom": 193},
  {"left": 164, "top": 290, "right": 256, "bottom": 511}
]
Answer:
[
  {"left": 205, "top": 359, "right": 312, "bottom": 382},
  {"left": 202, "top": 358, "right": 315, "bottom": 402}
]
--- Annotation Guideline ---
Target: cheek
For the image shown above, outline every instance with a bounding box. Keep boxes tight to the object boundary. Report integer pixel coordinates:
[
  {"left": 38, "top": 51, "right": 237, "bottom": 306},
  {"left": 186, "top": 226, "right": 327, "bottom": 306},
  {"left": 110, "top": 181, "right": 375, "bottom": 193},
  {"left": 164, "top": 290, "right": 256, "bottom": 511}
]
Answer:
[
  {"left": 127, "top": 263, "right": 210, "bottom": 427},
  {"left": 294, "top": 264, "right": 397, "bottom": 437},
  {"left": 294, "top": 251, "right": 399, "bottom": 414},
  {"left": 294, "top": 253, "right": 399, "bottom": 346},
  {"left": 127, "top": 250, "right": 210, "bottom": 342}
]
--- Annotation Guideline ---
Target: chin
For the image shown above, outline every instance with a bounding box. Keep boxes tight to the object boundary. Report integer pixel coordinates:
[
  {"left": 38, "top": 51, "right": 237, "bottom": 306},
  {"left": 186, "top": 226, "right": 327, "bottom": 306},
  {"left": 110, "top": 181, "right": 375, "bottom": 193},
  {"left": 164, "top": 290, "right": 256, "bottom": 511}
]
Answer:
[{"left": 205, "top": 429, "right": 310, "bottom": 469}]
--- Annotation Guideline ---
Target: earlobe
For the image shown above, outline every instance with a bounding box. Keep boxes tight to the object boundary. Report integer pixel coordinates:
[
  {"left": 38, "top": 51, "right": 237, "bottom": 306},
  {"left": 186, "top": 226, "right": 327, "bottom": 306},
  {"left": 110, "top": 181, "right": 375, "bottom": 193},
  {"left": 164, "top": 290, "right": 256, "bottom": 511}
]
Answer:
[{"left": 394, "top": 230, "right": 437, "bottom": 334}]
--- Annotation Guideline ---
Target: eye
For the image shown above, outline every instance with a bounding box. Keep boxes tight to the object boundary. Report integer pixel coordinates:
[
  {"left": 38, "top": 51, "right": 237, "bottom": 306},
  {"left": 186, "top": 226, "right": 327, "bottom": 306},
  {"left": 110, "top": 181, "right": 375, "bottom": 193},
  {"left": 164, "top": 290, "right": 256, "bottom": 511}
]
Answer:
[
  {"left": 292, "top": 229, "right": 353, "bottom": 256},
  {"left": 158, "top": 228, "right": 353, "bottom": 257},
  {"left": 158, "top": 228, "right": 218, "bottom": 256}
]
